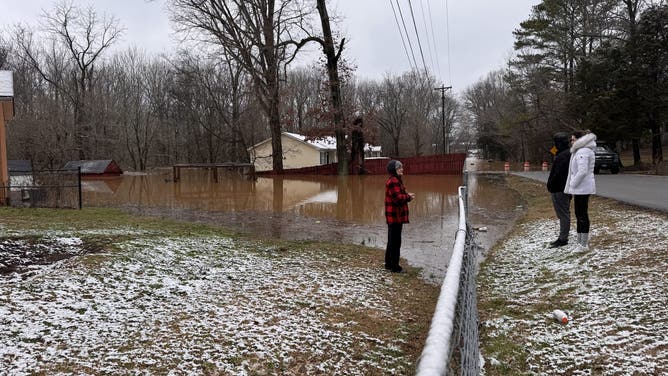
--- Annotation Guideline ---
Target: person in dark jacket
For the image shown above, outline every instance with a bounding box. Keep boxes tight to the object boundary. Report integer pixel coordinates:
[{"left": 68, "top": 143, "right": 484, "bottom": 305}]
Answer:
[
  {"left": 546, "top": 132, "right": 572, "bottom": 248},
  {"left": 384, "top": 160, "right": 415, "bottom": 272}
]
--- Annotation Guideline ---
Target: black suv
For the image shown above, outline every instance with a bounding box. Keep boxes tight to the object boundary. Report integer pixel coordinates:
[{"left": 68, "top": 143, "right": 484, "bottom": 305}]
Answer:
[{"left": 594, "top": 142, "right": 620, "bottom": 174}]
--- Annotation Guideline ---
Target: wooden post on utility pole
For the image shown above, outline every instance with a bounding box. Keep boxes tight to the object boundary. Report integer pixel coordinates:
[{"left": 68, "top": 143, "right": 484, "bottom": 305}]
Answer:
[
  {"left": 434, "top": 84, "right": 452, "bottom": 154},
  {"left": 0, "top": 71, "right": 15, "bottom": 205}
]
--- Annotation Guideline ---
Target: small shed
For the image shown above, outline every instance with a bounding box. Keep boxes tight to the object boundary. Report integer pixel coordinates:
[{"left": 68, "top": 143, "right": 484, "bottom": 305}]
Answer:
[
  {"left": 63, "top": 160, "right": 123, "bottom": 176},
  {"left": 8, "top": 160, "right": 33, "bottom": 187},
  {"left": 8, "top": 160, "right": 32, "bottom": 175}
]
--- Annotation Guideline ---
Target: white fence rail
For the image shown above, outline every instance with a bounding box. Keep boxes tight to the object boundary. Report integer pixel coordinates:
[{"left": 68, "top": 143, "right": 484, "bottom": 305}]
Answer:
[{"left": 416, "top": 185, "right": 479, "bottom": 375}]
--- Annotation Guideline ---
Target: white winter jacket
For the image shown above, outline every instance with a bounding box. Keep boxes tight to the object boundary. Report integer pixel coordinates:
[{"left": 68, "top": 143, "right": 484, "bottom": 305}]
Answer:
[{"left": 564, "top": 133, "right": 596, "bottom": 195}]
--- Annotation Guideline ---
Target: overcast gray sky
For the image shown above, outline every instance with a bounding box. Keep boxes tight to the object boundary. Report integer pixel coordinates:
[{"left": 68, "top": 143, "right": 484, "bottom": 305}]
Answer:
[{"left": 1, "top": 0, "right": 538, "bottom": 95}]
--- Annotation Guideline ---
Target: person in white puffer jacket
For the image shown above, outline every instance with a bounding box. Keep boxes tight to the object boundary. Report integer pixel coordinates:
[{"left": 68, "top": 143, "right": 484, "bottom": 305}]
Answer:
[{"left": 564, "top": 130, "right": 597, "bottom": 248}]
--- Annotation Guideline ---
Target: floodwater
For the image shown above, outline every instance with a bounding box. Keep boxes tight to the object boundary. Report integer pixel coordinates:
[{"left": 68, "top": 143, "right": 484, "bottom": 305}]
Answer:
[{"left": 83, "top": 166, "right": 521, "bottom": 282}]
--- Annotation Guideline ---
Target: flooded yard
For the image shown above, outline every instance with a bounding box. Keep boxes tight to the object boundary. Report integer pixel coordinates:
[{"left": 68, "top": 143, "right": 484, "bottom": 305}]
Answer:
[
  {"left": 0, "top": 165, "right": 525, "bottom": 374},
  {"left": 83, "top": 168, "right": 520, "bottom": 282}
]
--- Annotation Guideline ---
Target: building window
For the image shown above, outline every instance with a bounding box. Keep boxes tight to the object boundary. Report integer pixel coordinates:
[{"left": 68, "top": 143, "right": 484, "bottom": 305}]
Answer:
[{"left": 320, "top": 151, "right": 329, "bottom": 165}]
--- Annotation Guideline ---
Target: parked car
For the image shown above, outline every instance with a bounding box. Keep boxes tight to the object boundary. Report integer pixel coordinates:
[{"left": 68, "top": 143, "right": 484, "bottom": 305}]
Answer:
[{"left": 594, "top": 142, "right": 620, "bottom": 174}]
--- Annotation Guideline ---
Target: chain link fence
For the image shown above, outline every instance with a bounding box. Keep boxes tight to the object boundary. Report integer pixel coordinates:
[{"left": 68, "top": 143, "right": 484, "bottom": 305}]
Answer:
[
  {"left": 417, "top": 173, "right": 482, "bottom": 375},
  {"left": 3, "top": 168, "right": 81, "bottom": 209},
  {"left": 448, "top": 224, "right": 482, "bottom": 375}
]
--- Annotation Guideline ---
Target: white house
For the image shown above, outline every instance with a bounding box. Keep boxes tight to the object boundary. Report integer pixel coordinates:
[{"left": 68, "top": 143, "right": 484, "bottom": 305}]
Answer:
[{"left": 248, "top": 132, "right": 382, "bottom": 172}]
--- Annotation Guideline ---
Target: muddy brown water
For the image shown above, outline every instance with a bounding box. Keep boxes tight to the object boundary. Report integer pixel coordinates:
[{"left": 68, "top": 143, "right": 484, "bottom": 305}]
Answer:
[{"left": 83, "top": 168, "right": 521, "bottom": 282}]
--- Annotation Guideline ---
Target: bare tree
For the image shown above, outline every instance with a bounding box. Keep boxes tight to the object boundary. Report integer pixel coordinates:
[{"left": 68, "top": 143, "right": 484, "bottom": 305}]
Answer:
[
  {"left": 105, "top": 50, "right": 159, "bottom": 170},
  {"left": 283, "top": 67, "right": 321, "bottom": 133},
  {"left": 169, "top": 0, "right": 316, "bottom": 173},
  {"left": 311, "top": 0, "right": 347, "bottom": 174},
  {"left": 167, "top": 50, "right": 256, "bottom": 164},
  {"left": 463, "top": 70, "right": 513, "bottom": 161},
  {"left": 404, "top": 71, "right": 438, "bottom": 155},
  {"left": 15, "top": 1, "right": 123, "bottom": 160},
  {"left": 377, "top": 74, "right": 409, "bottom": 157},
  {"left": 0, "top": 35, "right": 10, "bottom": 69},
  {"left": 439, "top": 94, "right": 461, "bottom": 154},
  {"left": 11, "top": 26, "right": 79, "bottom": 167}
]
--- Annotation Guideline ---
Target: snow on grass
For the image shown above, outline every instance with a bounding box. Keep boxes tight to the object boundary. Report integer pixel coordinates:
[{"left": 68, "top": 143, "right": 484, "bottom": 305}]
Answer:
[
  {"left": 479, "top": 202, "right": 668, "bottom": 375},
  {"left": 0, "top": 227, "right": 158, "bottom": 237},
  {"left": 0, "top": 234, "right": 414, "bottom": 375}
]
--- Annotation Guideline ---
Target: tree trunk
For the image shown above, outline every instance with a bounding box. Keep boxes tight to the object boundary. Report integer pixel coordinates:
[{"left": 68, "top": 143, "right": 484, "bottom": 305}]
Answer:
[
  {"left": 74, "top": 98, "right": 87, "bottom": 160},
  {"left": 651, "top": 122, "right": 663, "bottom": 164},
  {"left": 270, "top": 95, "right": 283, "bottom": 173},
  {"left": 632, "top": 138, "right": 641, "bottom": 166},
  {"left": 264, "top": 1, "right": 283, "bottom": 174},
  {"left": 316, "top": 0, "right": 347, "bottom": 175},
  {"left": 350, "top": 118, "right": 364, "bottom": 174}
]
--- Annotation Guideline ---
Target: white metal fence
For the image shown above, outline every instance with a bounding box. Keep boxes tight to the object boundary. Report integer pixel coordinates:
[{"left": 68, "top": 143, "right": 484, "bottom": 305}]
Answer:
[{"left": 416, "top": 183, "right": 481, "bottom": 375}]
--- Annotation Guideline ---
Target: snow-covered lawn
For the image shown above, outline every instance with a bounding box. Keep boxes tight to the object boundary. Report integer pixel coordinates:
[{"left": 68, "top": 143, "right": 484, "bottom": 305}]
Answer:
[
  {"left": 479, "top": 199, "right": 668, "bottom": 375},
  {"left": 0, "top": 226, "right": 435, "bottom": 375}
]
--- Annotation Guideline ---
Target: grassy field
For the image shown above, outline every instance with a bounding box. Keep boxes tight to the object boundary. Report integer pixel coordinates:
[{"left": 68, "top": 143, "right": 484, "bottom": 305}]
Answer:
[
  {"left": 478, "top": 176, "right": 668, "bottom": 375},
  {"left": 0, "top": 207, "right": 439, "bottom": 375}
]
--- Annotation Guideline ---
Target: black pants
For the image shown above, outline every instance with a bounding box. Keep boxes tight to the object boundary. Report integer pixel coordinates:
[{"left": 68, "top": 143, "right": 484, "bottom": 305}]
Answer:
[
  {"left": 551, "top": 192, "right": 572, "bottom": 242},
  {"left": 574, "top": 195, "right": 590, "bottom": 233},
  {"left": 385, "top": 223, "right": 403, "bottom": 269}
]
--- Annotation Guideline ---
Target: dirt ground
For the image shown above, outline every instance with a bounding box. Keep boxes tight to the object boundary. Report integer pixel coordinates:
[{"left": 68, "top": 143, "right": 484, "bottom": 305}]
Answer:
[{"left": 0, "top": 237, "right": 104, "bottom": 275}]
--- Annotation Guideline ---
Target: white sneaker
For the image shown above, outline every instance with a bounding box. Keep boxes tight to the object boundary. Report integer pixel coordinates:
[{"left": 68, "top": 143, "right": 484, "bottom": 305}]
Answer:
[{"left": 575, "top": 244, "right": 589, "bottom": 252}]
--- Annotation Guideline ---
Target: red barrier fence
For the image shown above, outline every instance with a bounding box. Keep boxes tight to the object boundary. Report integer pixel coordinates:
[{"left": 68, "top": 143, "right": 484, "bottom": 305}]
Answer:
[{"left": 260, "top": 153, "right": 466, "bottom": 175}]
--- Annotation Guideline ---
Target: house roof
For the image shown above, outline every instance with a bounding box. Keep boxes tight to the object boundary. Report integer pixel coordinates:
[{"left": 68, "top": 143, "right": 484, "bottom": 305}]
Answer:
[
  {"left": 0, "top": 71, "right": 13, "bottom": 97},
  {"left": 283, "top": 132, "right": 337, "bottom": 151},
  {"left": 62, "top": 160, "right": 121, "bottom": 174},
  {"left": 364, "top": 144, "right": 382, "bottom": 153},
  {"left": 8, "top": 160, "right": 32, "bottom": 175},
  {"left": 249, "top": 132, "right": 381, "bottom": 153}
]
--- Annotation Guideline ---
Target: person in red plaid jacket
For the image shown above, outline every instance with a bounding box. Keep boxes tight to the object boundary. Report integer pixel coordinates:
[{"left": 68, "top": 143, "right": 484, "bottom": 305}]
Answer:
[{"left": 384, "top": 160, "right": 415, "bottom": 273}]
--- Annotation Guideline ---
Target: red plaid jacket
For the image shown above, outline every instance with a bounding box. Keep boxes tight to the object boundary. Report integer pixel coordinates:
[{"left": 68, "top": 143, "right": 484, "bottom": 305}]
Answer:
[{"left": 385, "top": 175, "right": 412, "bottom": 224}]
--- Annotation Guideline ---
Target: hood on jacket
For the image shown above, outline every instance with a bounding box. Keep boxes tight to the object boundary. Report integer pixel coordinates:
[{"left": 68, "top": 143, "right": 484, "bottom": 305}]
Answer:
[
  {"left": 571, "top": 132, "right": 597, "bottom": 153},
  {"left": 553, "top": 132, "right": 570, "bottom": 153},
  {"left": 386, "top": 160, "right": 403, "bottom": 175}
]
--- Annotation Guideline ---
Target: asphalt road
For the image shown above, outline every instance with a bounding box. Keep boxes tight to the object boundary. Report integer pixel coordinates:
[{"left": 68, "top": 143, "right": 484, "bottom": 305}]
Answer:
[{"left": 513, "top": 171, "right": 668, "bottom": 213}]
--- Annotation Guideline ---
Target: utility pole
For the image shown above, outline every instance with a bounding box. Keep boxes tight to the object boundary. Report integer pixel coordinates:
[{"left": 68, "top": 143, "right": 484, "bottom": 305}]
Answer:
[{"left": 434, "top": 84, "right": 452, "bottom": 154}]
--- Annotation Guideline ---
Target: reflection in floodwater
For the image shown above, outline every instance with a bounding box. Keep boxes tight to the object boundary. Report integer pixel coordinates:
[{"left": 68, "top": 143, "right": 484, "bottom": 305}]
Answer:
[
  {"left": 83, "top": 170, "right": 520, "bottom": 282},
  {"left": 84, "top": 172, "right": 462, "bottom": 224}
]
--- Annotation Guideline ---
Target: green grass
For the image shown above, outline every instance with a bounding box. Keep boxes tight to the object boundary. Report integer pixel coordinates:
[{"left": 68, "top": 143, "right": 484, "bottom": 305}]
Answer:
[{"left": 0, "top": 207, "right": 232, "bottom": 237}]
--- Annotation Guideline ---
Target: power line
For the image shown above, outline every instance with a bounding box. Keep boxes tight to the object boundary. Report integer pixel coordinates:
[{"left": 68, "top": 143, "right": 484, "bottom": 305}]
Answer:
[
  {"left": 394, "top": 0, "right": 419, "bottom": 71},
  {"left": 406, "top": 0, "right": 429, "bottom": 74},
  {"left": 444, "top": 0, "right": 453, "bottom": 86},
  {"left": 418, "top": 0, "right": 436, "bottom": 76},
  {"left": 426, "top": 0, "right": 442, "bottom": 79},
  {"left": 389, "top": 0, "right": 415, "bottom": 71}
]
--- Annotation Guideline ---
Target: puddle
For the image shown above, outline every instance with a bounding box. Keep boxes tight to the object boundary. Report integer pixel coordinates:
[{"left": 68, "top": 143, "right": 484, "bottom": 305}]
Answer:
[{"left": 83, "top": 170, "right": 521, "bottom": 282}]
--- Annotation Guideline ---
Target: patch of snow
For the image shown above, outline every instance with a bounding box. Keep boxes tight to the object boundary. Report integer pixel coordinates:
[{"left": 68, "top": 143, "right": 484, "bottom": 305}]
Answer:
[
  {"left": 480, "top": 202, "right": 668, "bottom": 374},
  {"left": 55, "top": 237, "right": 83, "bottom": 246},
  {"left": 0, "top": 234, "right": 415, "bottom": 375}
]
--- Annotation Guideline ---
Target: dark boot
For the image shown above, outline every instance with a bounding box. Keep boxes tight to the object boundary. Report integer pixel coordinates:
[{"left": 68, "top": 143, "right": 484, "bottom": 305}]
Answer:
[{"left": 548, "top": 239, "right": 568, "bottom": 248}]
